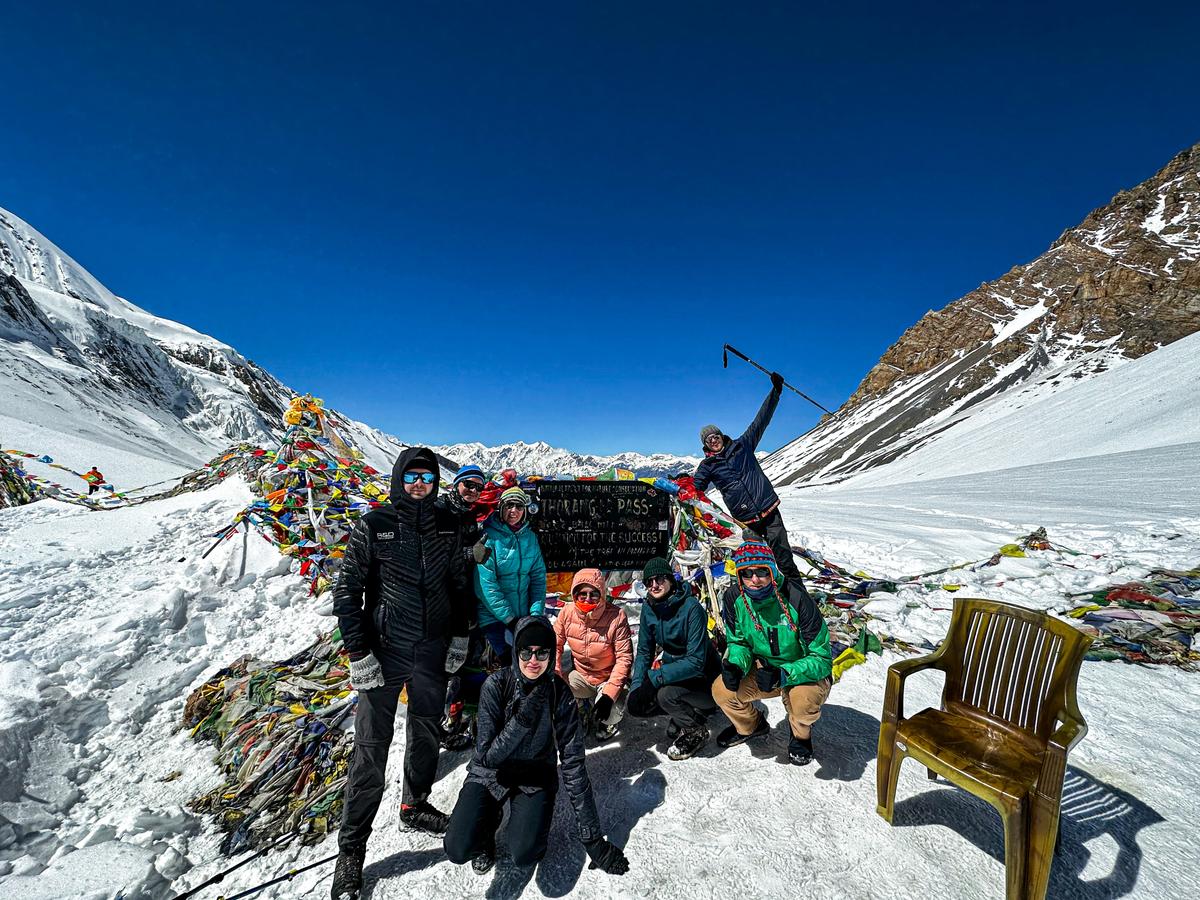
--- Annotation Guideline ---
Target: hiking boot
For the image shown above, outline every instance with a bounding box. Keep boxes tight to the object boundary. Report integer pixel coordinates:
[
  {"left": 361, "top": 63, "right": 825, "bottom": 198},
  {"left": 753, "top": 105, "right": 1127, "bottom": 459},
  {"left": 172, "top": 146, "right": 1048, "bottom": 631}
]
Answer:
[
  {"left": 595, "top": 720, "right": 619, "bottom": 741},
  {"left": 441, "top": 715, "right": 474, "bottom": 751},
  {"left": 441, "top": 728, "right": 473, "bottom": 752},
  {"left": 666, "top": 719, "right": 681, "bottom": 739},
  {"left": 399, "top": 800, "right": 450, "bottom": 835},
  {"left": 330, "top": 845, "right": 365, "bottom": 899},
  {"left": 788, "top": 735, "right": 814, "bottom": 766},
  {"left": 471, "top": 842, "right": 496, "bottom": 875},
  {"left": 666, "top": 724, "right": 708, "bottom": 761},
  {"left": 717, "top": 715, "right": 770, "bottom": 748}
]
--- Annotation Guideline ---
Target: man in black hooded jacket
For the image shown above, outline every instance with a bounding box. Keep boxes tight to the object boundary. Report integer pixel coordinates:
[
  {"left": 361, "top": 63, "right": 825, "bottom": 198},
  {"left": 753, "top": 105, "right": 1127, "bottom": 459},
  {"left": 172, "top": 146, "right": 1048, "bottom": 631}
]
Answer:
[{"left": 330, "top": 447, "right": 472, "bottom": 900}]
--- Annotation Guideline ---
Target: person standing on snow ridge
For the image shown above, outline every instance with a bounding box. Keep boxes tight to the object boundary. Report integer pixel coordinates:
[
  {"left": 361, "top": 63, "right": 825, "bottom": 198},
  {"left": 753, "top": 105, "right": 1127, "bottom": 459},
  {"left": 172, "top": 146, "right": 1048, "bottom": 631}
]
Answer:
[
  {"left": 625, "top": 557, "right": 721, "bottom": 761},
  {"left": 329, "top": 447, "right": 473, "bottom": 900},
  {"left": 436, "top": 464, "right": 490, "bottom": 751},
  {"left": 443, "top": 616, "right": 629, "bottom": 877},
  {"left": 83, "top": 466, "right": 105, "bottom": 495},
  {"left": 553, "top": 568, "right": 634, "bottom": 741},
  {"left": 693, "top": 372, "right": 802, "bottom": 581},
  {"left": 712, "top": 540, "right": 832, "bottom": 766},
  {"left": 474, "top": 485, "right": 547, "bottom": 665}
]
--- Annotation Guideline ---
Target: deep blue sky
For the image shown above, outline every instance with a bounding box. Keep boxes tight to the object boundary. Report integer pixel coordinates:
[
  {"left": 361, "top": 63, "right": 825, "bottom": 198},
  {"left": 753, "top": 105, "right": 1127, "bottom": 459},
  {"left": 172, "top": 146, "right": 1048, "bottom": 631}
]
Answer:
[{"left": 2, "top": 2, "right": 1196, "bottom": 455}]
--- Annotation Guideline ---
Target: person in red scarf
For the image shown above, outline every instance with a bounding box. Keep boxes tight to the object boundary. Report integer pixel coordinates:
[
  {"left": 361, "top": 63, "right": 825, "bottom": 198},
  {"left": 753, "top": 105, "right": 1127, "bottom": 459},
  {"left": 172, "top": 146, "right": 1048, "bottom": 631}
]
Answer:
[{"left": 553, "top": 569, "right": 634, "bottom": 740}]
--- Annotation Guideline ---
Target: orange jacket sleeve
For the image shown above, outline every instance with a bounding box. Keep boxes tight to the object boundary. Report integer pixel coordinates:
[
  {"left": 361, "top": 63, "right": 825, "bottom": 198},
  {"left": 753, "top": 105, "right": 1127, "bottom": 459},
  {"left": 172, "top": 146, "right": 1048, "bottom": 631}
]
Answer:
[{"left": 604, "top": 608, "right": 634, "bottom": 699}]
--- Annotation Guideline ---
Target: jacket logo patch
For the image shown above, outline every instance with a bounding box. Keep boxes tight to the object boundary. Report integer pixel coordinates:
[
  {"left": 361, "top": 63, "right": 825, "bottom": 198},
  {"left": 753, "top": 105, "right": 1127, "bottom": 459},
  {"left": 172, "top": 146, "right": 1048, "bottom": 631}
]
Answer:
[{"left": 376, "top": 531, "right": 395, "bottom": 540}]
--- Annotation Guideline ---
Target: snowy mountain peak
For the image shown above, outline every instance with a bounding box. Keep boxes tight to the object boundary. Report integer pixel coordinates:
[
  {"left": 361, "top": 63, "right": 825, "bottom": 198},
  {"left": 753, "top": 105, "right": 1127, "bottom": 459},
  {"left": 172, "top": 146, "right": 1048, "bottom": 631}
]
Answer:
[{"left": 764, "top": 141, "right": 1200, "bottom": 487}]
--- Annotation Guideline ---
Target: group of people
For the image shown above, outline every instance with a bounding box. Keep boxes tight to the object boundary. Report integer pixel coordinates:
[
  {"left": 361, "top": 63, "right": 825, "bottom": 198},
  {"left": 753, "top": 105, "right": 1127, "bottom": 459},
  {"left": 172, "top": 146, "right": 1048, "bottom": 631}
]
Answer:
[{"left": 329, "top": 378, "right": 829, "bottom": 900}]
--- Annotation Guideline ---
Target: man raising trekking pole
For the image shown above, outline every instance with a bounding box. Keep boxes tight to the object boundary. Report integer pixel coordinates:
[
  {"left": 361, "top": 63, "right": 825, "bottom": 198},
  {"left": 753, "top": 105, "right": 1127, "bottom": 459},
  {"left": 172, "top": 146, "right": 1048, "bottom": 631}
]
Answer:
[{"left": 694, "top": 372, "right": 802, "bottom": 581}]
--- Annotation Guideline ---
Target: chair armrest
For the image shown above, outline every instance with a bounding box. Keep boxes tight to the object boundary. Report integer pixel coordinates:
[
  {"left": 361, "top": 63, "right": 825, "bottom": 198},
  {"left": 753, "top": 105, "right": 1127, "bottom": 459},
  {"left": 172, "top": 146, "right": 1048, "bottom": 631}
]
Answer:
[
  {"left": 882, "top": 649, "right": 947, "bottom": 725},
  {"left": 1034, "top": 713, "right": 1088, "bottom": 801}
]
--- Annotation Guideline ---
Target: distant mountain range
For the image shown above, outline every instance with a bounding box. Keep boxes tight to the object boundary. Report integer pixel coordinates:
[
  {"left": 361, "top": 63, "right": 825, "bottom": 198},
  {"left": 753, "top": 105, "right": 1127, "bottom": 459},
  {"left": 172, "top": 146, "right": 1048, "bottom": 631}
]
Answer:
[
  {"left": 764, "top": 140, "right": 1200, "bottom": 486},
  {"left": 431, "top": 440, "right": 699, "bottom": 478}
]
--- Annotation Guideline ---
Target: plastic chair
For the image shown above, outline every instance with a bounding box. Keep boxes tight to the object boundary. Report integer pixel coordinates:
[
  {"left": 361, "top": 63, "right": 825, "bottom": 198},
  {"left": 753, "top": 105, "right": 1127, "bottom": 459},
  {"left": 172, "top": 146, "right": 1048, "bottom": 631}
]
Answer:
[{"left": 876, "top": 598, "right": 1090, "bottom": 900}]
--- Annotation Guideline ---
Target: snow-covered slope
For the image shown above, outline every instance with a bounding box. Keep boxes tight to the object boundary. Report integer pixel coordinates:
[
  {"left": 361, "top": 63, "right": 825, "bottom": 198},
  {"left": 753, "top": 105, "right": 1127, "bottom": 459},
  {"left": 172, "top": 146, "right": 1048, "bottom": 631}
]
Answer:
[
  {"left": 432, "top": 440, "right": 700, "bottom": 478},
  {"left": 3, "top": 447, "right": 1197, "bottom": 898},
  {"left": 840, "top": 328, "right": 1200, "bottom": 488},
  {"left": 764, "top": 141, "right": 1200, "bottom": 487}
]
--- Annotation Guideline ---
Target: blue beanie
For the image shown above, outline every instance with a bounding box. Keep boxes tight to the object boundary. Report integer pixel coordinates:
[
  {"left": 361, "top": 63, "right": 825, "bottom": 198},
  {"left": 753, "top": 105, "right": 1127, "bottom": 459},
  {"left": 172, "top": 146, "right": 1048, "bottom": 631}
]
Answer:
[{"left": 453, "top": 465, "right": 486, "bottom": 486}]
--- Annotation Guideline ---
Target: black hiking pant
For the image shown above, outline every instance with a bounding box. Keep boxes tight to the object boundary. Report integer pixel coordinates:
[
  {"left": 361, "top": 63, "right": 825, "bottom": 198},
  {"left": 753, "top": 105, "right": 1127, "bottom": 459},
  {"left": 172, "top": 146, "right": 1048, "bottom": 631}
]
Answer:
[
  {"left": 745, "top": 507, "right": 802, "bottom": 581},
  {"left": 444, "top": 780, "right": 556, "bottom": 867},
  {"left": 338, "top": 637, "right": 448, "bottom": 851},
  {"left": 627, "top": 676, "right": 717, "bottom": 730}
]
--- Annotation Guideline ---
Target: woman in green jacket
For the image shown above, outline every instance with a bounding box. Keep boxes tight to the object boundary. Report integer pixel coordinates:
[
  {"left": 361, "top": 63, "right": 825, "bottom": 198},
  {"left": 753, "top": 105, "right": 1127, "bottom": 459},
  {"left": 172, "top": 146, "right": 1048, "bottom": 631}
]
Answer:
[
  {"left": 712, "top": 540, "right": 832, "bottom": 766},
  {"left": 474, "top": 486, "right": 547, "bottom": 663}
]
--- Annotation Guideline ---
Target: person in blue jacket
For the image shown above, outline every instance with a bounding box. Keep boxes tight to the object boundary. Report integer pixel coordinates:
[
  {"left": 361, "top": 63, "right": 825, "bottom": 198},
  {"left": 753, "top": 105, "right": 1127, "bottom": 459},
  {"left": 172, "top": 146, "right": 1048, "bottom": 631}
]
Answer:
[
  {"left": 474, "top": 485, "right": 547, "bottom": 664},
  {"left": 693, "top": 373, "right": 801, "bottom": 580},
  {"left": 626, "top": 557, "right": 720, "bottom": 761}
]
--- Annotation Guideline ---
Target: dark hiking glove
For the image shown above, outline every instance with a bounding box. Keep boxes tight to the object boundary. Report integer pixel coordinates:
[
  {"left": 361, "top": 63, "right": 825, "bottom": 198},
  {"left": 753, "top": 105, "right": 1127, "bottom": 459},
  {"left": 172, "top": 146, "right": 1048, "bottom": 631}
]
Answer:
[
  {"left": 770, "top": 371, "right": 784, "bottom": 390},
  {"left": 515, "top": 682, "right": 550, "bottom": 727},
  {"left": 626, "top": 681, "right": 655, "bottom": 717},
  {"left": 585, "top": 838, "right": 629, "bottom": 875},
  {"left": 593, "top": 694, "right": 614, "bottom": 723},
  {"left": 349, "top": 652, "right": 385, "bottom": 691},
  {"left": 755, "top": 663, "right": 781, "bottom": 692},
  {"left": 445, "top": 635, "right": 470, "bottom": 674},
  {"left": 472, "top": 538, "right": 491, "bottom": 564},
  {"left": 721, "top": 661, "right": 744, "bottom": 693}
]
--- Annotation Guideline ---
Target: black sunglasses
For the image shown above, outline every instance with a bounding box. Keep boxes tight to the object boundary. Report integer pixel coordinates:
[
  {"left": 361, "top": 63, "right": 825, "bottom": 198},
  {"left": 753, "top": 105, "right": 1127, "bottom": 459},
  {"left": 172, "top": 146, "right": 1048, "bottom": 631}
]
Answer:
[
  {"left": 518, "top": 647, "right": 551, "bottom": 662},
  {"left": 458, "top": 480, "right": 484, "bottom": 492},
  {"left": 646, "top": 574, "right": 673, "bottom": 586},
  {"left": 739, "top": 566, "right": 774, "bottom": 581},
  {"left": 403, "top": 472, "right": 437, "bottom": 485}
]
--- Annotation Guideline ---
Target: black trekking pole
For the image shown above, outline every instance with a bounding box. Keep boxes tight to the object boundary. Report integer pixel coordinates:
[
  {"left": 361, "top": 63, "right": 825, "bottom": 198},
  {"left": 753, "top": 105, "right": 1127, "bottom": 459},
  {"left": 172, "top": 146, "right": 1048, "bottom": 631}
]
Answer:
[{"left": 722, "top": 344, "right": 834, "bottom": 416}]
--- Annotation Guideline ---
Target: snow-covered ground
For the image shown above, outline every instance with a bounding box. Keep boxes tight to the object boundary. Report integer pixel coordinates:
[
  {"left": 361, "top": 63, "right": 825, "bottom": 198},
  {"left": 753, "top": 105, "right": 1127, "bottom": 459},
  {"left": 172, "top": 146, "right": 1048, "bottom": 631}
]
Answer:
[{"left": 1, "top": 435, "right": 1197, "bottom": 899}]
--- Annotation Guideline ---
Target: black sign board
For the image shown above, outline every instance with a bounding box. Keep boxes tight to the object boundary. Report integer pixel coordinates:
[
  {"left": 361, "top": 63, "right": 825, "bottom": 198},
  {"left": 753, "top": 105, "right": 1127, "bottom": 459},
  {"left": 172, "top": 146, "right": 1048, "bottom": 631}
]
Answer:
[{"left": 534, "top": 481, "right": 671, "bottom": 572}]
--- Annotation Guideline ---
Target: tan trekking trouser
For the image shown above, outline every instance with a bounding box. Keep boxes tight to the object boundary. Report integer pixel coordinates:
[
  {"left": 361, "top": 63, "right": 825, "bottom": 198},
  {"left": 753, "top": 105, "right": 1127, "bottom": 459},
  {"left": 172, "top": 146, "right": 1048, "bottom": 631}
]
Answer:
[
  {"left": 567, "top": 669, "right": 625, "bottom": 726},
  {"left": 712, "top": 666, "right": 832, "bottom": 739}
]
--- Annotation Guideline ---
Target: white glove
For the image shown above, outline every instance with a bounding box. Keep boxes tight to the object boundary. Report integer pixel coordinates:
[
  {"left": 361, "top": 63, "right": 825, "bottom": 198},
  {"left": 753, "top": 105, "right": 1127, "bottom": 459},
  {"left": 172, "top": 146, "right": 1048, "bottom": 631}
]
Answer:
[
  {"left": 445, "top": 636, "right": 470, "bottom": 674},
  {"left": 349, "top": 652, "right": 385, "bottom": 691}
]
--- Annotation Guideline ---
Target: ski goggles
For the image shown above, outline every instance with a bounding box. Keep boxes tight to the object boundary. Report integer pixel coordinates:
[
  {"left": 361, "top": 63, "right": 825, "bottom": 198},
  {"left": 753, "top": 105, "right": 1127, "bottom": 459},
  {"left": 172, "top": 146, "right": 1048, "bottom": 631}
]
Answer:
[
  {"left": 518, "top": 647, "right": 552, "bottom": 662},
  {"left": 402, "top": 472, "right": 437, "bottom": 485}
]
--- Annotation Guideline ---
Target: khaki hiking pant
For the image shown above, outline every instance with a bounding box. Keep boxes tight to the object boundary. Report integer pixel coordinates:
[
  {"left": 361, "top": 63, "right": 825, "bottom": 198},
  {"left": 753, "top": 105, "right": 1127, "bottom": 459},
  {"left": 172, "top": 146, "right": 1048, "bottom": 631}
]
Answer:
[
  {"left": 567, "top": 670, "right": 625, "bottom": 726},
  {"left": 712, "top": 666, "right": 832, "bottom": 740}
]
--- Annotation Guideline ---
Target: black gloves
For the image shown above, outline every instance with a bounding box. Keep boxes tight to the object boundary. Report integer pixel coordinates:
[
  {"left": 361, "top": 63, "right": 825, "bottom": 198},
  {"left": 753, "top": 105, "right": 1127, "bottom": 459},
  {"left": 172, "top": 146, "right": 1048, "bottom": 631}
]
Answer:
[
  {"left": 626, "top": 681, "right": 655, "bottom": 717},
  {"left": 593, "top": 694, "right": 614, "bottom": 723},
  {"left": 585, "top": 838, "right": 630, "bottom": 875},
  {"left": 721, "top": 661, "right": 744, "bottom": 693},
  {"left": 770, "top": 371, "right": 784, "bottom": 390},
  {"left": 515, "top": 682, "right": 550, "bottom": 727},
  {"left": 756, "top": 663, "right": 781, "bottom": 692}
]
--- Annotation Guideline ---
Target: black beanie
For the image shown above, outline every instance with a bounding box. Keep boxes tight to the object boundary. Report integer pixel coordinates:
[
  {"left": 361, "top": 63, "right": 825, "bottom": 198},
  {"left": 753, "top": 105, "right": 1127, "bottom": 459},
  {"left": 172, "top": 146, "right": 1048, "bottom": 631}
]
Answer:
[{"left": 514, "top": 616, "right": 555, "bottom": 654}]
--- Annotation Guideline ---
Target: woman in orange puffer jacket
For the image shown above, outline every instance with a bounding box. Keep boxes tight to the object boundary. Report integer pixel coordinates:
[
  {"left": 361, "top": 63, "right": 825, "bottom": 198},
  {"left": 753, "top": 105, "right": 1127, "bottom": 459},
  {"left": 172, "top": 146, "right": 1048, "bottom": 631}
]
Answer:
[{"left": 553, "top": 569, "right": 634, "bottom": 740}]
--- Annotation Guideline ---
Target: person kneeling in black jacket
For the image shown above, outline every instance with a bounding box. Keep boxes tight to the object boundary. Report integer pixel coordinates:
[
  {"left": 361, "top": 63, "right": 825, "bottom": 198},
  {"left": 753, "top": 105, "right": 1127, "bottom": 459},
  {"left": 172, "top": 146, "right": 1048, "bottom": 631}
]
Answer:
[{"left": 443, "top": 616, "right": 629, "bottom": 877}]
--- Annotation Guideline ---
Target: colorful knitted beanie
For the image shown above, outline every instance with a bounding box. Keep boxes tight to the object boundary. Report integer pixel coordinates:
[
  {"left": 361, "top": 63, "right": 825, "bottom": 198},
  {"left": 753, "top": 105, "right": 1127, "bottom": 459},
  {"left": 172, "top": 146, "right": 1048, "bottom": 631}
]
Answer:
[
  {"left": 499, "top": 485, "right": 530, "bottom": 508},
  {"left": 731, "top": 540, "right": 781, "bottom": 584}
]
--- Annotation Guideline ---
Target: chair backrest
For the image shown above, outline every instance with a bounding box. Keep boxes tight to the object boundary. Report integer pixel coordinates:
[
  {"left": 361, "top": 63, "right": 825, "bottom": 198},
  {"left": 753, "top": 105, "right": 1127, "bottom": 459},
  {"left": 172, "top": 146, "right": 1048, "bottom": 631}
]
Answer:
[{"left": 941, "top": 599, "right": 1092, "bottom": 741}]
